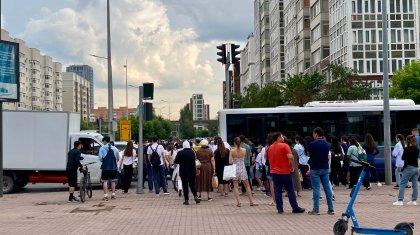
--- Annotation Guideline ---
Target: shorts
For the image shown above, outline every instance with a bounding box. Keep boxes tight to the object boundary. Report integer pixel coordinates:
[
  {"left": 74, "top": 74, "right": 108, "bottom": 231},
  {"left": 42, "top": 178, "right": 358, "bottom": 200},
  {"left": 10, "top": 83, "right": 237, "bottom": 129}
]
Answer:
[
  {"left": 66, "top": 169, "right": 78, "bottom": 187},
  {"left": 101, "top": 170, "right": 118, "bottom": 182}
]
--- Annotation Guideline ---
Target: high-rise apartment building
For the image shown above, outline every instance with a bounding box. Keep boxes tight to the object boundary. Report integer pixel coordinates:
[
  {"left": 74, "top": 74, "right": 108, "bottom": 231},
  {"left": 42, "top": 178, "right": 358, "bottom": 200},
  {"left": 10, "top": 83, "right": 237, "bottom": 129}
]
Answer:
[
  {"left": 284, "top": 0, "right": 312, "bottom": 75},
  {"left": 259, "top": 0, "right": 271, "bottom": 84},
  {"left": 269, "top": 0, "right": 286, "bottom": 81},
  {"left": 1, "top": 29, "right": 63, "bottom": 111},
  {"left": 329, "top": 0, "right": 420, "bottom": 98},
  {"left": 189, "top": 94, "right": 210, "bottom": 121},
  {"left": 66, "top": 65, "right": 94, "bottom": 109},
  {"left": 62, "top": 72, "right": 90, "bottom": 120},
  {"left": 240, "top": 33, "right": 257, "bottom": 93}
]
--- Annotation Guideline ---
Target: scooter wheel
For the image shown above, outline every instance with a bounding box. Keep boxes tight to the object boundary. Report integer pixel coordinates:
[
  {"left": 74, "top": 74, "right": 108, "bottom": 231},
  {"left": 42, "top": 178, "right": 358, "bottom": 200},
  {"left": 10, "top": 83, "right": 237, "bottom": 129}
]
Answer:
[
  {"left": 394, "top": 222, "right": 413, "bottom": 235},
  {"left": 333, "top": 219, "right": 348, "bottom": 235}
]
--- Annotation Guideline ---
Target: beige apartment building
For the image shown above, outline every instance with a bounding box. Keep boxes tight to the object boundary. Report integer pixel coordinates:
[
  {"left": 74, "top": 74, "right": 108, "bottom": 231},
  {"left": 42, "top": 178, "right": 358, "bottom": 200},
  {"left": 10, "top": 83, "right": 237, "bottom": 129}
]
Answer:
[
  {"left": 62, "top": 72, "right": 90, "bottom": 120},
  {"left": 1, "top": 29, "right": 63, "bottom": 111}
]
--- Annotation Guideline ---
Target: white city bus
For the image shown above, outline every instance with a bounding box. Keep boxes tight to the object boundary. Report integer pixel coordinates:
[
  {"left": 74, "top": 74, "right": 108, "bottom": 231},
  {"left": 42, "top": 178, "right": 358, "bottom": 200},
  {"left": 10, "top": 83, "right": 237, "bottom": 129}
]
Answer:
[{"left": 218, "top": 99, "right": 420, "bottom": 145}]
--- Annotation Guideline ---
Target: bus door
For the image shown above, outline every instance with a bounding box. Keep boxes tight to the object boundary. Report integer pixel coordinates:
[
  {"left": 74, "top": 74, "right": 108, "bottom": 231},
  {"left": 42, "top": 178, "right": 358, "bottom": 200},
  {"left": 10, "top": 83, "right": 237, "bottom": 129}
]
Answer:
[{"left": 364, "top": 112, "right": 382, "bottom": 144}]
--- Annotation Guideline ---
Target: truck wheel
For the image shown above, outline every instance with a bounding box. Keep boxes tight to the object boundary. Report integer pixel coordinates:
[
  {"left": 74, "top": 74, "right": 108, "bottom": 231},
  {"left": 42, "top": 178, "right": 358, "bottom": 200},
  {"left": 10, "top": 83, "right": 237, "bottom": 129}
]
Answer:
[{"left": 3, "top": 175, "right": 15, "bottom": 194}]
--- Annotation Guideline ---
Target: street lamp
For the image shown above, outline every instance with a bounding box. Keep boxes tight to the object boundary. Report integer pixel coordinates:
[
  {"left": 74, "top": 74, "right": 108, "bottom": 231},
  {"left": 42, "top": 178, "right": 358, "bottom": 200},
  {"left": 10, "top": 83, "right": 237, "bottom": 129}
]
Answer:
[
  {"left": 89, "top": 52, "right": 114, "bottom": 140},
  {"left": 128, "top": 84, "right": 144, "bottom": 194},
  {"left": 123, "top": 59, "right": 128, "bottom": 120},
  {"left": 160, "top": 99, "right": 171, "bottom": 120}
]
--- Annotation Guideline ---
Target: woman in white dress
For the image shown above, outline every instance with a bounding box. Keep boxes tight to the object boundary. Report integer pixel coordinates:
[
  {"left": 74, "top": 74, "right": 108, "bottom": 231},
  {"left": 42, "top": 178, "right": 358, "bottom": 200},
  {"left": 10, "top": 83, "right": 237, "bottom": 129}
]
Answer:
[{"left": 229, "top": 137, "right": 257, "bottom": 207}]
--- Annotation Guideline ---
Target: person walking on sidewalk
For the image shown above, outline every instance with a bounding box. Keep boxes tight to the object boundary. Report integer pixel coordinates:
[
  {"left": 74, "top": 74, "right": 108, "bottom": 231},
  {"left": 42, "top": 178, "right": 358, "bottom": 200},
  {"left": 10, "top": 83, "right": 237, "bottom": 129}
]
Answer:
[
  {"left": 240, "top": 135, "right": 253, "bottom": 193},
  {"left": 214, "top": 138, "right": 230, "bottom": 197},
  {"left": 196, "top": 139, "right": 215, "bottom": 201},
  {"left": 147, "top": 137, "right": 169, "bottom": 196},
  {"left": 66, "top": 141, "right": 84, "bottom": 203},
  {"left": 266, "top": 133, "right": 305, "bottom": 214},
  {"left": 120, "top": 141, "right": 137, "bottom": 193},
  {"left": 392, "top": 134, "right": 405, "bottom": 189},
  {"left": 174, "top": 141, "right": 200, "bottom": 205},
  {"left": 363, "top": 134, "right": 381, "bottom": 187},
  {"left": 393, "top": 135, "right": 419, "bottom": 206},
  {"left": 307, "top": 127, "right": 334, "bottom": 215},
  {"left": 99, "top": 136, "right": 120, "bottom": 201}
]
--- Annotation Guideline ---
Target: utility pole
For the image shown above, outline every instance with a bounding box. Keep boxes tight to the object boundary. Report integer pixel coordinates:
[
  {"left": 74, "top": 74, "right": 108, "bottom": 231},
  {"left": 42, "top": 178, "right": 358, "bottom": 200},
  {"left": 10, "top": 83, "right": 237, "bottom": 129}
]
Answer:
[
  {"left": 382, "top": 0, "right": 392, "bottom": 185},
  {"left": 137, "top": 85, "right": 144, "bottom": 194},
  {"left": 124, "top": 59, "right": 128, "bottom": 120},
  {"left": 225, "top": 52, "right": 231, "bottom": 109},
  {"left": 106, "top": 0, "right": 114, "bottom": 140}
]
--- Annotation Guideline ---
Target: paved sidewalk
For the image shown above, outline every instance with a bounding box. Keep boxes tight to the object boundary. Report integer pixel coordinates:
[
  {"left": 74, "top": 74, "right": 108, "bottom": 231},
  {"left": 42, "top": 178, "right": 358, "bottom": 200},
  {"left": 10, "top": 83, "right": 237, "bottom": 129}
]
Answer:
[{"left": 0, "top": 184, "right": 418, "bottom": 235}]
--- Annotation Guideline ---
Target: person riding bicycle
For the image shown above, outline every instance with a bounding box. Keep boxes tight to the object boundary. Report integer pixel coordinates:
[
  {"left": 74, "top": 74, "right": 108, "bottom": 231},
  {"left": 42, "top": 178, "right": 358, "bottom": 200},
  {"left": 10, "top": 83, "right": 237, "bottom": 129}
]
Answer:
[{"left": 66, "top": 141, "right": 84, "bottom": 203}]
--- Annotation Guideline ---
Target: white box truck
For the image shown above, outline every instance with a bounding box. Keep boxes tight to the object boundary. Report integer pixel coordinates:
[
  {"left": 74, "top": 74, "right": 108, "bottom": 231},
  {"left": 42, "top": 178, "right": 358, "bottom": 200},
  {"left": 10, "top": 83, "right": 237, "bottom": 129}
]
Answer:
[{"left": 3, "top": 111, "right": 106, "bottom": 194}]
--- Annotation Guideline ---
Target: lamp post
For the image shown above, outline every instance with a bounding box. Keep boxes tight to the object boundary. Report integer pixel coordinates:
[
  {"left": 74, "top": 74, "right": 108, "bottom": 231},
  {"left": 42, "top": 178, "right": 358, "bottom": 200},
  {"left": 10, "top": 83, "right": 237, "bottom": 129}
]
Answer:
[
  {"left": 123, "top": 59, "right": 128, "bottom": 119},
  {"left": 129, "top": 84, "right": 144, "bottom": 194},
  {"left": 89, "top": 52, "right": 113, "bottom": 139},
  {"left": 160, "top": 99, "right": 171, "bottom": 120}
]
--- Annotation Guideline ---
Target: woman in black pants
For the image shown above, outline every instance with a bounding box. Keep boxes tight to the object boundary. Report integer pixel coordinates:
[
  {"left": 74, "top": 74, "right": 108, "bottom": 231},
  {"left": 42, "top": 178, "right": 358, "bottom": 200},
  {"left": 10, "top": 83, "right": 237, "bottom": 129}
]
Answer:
[{"left": 121, "top": 141, "right": 137, "bottom": 193}]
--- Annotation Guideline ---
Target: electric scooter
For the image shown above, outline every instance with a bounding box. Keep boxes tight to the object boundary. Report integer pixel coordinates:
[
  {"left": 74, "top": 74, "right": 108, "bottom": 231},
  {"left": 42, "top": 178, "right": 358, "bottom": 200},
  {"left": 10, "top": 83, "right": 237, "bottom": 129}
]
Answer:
[{"left": 333, "top": 159, "right": 414, "bottom": 235}]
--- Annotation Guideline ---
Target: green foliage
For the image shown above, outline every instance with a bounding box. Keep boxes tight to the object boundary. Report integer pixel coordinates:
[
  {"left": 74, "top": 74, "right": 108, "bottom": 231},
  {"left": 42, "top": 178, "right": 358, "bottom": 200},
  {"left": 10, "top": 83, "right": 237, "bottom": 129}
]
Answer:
[
  {"left": 390, "top": 60, "right": 420, "bottom": 103},
  {"left": 179, "top": 104, "right": 196, "bottom": 139},
  {"left": 196, "top": 130, "right": 210, "bottom": 138},
  {"left": 237, "top": 81, "right": 285, "bottom": 108},
  {"left": 281, "top": 72, "right": 325, "bottom": 106},
  {"left": 321, "top": 64, "right": 372, "bottom": 100},
  {"left": 117, "top": 115, "right": 172, "bottom": 142},
  {"left": 80, "top": 120, "right": 96, "bottom": 130},
  {"left": 207, "top": 120, "right": 218, "bottom": 137}
]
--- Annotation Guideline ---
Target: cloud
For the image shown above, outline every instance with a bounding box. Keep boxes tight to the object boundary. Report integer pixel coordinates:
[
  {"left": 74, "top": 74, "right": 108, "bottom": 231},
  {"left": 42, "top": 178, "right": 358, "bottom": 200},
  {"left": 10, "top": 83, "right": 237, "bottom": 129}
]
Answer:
[
  {"left": 162, "top": 0, "right": 254, "bottom": 41},
  {"left": 17, "top": 0, "right": 230, "bottom": 119}
]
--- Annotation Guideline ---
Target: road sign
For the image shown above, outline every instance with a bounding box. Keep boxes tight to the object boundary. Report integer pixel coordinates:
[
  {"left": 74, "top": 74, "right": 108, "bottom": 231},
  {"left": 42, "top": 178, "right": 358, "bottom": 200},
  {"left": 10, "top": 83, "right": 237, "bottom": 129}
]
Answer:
[{"left": 119, "top": 120, "right": 131, "bottom": 141}]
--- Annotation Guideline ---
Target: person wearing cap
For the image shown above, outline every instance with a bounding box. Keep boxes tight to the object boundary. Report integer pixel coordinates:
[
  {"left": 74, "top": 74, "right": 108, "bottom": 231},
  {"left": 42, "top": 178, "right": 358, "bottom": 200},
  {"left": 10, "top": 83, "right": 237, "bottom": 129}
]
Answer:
[
  {"left": 174, "top": 141, "right": 201, "bottom": 205},
  {"left": 66, "top": 141, "right": 84, "bottom": 203},
  {"left": 196, "top": 139, "right": 216, "bottom": 201}
]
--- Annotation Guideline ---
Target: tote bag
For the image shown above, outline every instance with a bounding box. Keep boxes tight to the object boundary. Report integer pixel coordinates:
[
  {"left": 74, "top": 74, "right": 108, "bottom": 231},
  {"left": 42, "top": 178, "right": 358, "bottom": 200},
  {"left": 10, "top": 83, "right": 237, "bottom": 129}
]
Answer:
[{"left": 223, "top": 164, "right": 237, "bottom": 181}]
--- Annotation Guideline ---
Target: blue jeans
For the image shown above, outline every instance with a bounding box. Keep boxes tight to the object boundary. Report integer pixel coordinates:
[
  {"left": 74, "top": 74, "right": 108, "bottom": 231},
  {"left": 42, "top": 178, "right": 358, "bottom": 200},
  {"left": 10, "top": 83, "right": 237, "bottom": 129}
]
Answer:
[
  {"left": 146, "top": 163, "right": 154, "bottom": 191},
  {"left": 272, "top": 173, "right": 300, "bottom": 213},
  {"left": 367, "top": 156, "right": 378, "bottom": 183},
  {"left": 395, "top": 167, "right": 403, "bottom": 186},
  {"left": 310, "top": 169, "right": 334, "bottom": 212},
  {"left": 398, "top": 166, "right": 419, "bottom": 202},
  {"left": 152, "top": 165, "right": 167, "bottom": 194}
]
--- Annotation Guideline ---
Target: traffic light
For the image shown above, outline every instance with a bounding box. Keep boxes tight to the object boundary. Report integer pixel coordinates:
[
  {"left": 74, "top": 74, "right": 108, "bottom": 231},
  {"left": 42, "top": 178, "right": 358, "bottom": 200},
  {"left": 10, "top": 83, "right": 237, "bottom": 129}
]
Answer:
[
  {"left": 217, "top": 44, "right": 227, "bottom": 64},
  {"left": 143, "top": 83, "right": 154, "bottom": 100},
  {"left": 231, "top": 44, "right": 240, "bottom": 64}
]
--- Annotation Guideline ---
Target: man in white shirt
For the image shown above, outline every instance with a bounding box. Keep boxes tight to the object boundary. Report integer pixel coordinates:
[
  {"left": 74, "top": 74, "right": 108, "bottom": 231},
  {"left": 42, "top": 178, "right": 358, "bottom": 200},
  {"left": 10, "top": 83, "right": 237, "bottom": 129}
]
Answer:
[{"left": 147, "top": 137, "right": 169, "bottom": 195}]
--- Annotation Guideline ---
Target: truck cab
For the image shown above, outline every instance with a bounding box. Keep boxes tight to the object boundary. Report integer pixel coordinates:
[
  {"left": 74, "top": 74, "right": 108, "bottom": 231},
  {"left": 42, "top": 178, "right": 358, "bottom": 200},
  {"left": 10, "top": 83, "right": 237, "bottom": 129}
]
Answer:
[{"left": 69, "top": 131, "right": 105, "bottom": 184}]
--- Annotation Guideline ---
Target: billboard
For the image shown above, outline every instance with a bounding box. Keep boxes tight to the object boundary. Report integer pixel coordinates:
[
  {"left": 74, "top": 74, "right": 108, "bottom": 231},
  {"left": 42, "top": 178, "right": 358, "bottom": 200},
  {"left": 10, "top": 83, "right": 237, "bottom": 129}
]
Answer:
[
  {"left": 0, "top": 40, "right": 19, "bottom": 102},
  {"left": 119, "top": 119, "right": 131, "bottom": 141}
]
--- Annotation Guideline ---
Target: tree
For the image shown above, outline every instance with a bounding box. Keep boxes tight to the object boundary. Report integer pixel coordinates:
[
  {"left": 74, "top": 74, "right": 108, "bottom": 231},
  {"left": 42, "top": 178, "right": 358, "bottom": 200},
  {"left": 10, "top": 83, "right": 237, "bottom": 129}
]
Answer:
[
  {"left": 179, "top": 104, "right": 196, "bottom": 139},
  {"left": 321, "top": 64, "right": 372, "bottom": 100},
  {"left": 280, "top": 72, "right": 325, "bottom": 106},
  {"left": 80, "top": 120, "right": 95, "bottom": 130},
  {"left": 390, "top": 60, "right": 420, "bottom": 103},
  {"left": 236, "top": 82, "right": 285, "bottom": 108},
  {"left": 207, "top": 120, "right": 218, "bottom": 137}
]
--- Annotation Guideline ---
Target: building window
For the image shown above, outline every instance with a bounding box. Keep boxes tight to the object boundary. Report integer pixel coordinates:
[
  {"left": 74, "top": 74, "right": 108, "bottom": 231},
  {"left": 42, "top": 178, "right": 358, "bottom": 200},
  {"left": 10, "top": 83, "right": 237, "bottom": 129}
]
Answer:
[
  {"left": 312, "top": 49, "right": 321, "bottom": 65},
  {"left": 311, "top": 1, "right": 320, "bottom": 19},
  {"left": 311, "top": 24, "right": 321, "bottom": 43}
]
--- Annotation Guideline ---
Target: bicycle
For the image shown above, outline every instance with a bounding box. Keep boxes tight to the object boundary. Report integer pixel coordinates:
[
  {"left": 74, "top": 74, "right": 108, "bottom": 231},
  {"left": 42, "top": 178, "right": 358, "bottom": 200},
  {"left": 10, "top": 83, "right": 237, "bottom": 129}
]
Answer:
[{"left": 79, "top": 162, "right": 95, "bottom": 202}]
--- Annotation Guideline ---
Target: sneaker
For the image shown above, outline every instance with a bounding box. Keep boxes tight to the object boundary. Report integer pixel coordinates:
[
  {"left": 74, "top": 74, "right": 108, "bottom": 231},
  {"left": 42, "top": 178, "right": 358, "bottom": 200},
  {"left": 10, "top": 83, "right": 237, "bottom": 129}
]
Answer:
[
  {"left": 328, "top": 210, "right": 335, "bottom": 215},
  {"left": 103, "top": 196, "right": 109, "bottom": 201},
  {"left": 394, "top": 185, "right": 399, "bottom": 189},
  {"left": 178, "top": 190, "right": 182, "bottom": 197},
  {"left": 68, "top": 198, "right": 78, "bottom": 203},
  {"left": 71, "top": 196, "right": 79, "bottom": 202},
  {"left": 319, "top": 195, "right": 323, "bottom": 200},
  {"left": 406, "top": 185, "right": 412, "bottom": 189},
  {"left": 183, "top": 201, "right": 189, "bottom": 205},
  {"left": 377, "top": 182, "right": 382, "bottom": 187},
  {"left": 393, "top": 201, "right": 403, "bottom": 206},
  {"left": 407, "top": 201, "right": 417, "bottom": 206},
  {"left": 366, "top": 186, "right": 372, "bottom": 190},
  {"left": 163, "top": 192, "right": 170, "bottom": 195},
  {"left": 277, "top": 210, "right": 284, "bottom": 214},
  {"left": 194, "top": 197, "right": 201, "bottom": 204},
  {"left": 308, "top": 210, "right": 320, "bottom": 215},
  {"left": 111, "top": 193, "right": 116, "bottom": 199},
  {"left": 292, "top": 207, "right": 305, "bottom": 213},
  {"left": 332, "top": 195, "right": 335, "bottom": 201},
  {"left": 207, "top": 197, "right": 213, "bottom": 202}
]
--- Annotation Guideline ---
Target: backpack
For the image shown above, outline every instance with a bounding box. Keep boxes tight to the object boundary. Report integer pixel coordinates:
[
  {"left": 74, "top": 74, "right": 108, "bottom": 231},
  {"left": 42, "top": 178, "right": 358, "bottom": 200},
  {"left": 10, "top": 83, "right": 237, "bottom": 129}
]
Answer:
[
  {"left": 150, "top": 146, "right": 161, "bottom": 167},
  {"left": 357, "top": 146, "right": 367, "bottom": 162},
  {"left": 101, "top": 145, "right": 118, "bottom": 171}
]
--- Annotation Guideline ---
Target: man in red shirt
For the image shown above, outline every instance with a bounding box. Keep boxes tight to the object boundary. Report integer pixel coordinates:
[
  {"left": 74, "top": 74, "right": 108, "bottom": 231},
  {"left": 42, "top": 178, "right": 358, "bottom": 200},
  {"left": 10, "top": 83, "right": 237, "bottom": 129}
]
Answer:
[{"left": 267, "top": 132, "right": 305, "bottom": 214}]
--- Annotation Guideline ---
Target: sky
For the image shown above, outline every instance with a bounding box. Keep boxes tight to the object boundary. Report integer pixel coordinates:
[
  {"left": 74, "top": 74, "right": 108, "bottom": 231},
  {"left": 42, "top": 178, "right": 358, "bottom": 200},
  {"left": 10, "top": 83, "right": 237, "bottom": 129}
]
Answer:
[{"left": 1, "top": 0, "right": 253, "bottom": 120}]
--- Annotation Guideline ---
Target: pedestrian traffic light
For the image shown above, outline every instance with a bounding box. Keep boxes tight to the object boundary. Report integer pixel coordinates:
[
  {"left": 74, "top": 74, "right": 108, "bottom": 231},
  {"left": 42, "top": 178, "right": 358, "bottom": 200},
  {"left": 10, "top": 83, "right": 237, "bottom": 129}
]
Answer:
[
  {"left": 217, "top": 44, "right": 227, "bottom": 64},
  {"left": 143, "top": 83, "right": 154, "bottom": 100},
  {"left": 231, "top": 44, "right": 240, "bottom": 64}
]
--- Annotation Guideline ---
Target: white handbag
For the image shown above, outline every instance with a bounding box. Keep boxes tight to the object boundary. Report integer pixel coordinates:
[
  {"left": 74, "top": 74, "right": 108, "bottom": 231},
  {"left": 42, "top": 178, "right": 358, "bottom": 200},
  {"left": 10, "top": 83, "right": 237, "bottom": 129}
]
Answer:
[{"left": 223, "top": 164, "right": 237, "bottom": 181}]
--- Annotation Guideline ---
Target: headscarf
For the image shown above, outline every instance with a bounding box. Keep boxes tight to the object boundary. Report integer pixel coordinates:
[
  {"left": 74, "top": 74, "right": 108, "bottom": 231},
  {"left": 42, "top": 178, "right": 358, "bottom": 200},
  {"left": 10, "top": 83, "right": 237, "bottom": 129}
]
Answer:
[{"left": 182, "top": 140, "right": 191, "bottom": 149}]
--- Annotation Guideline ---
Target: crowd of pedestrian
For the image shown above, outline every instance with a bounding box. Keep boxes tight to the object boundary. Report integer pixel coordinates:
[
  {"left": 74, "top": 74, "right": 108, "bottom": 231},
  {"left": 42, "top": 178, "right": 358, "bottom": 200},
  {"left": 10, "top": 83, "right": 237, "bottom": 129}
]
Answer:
[{"left": 66, "top": 128, "right": 420, "bottom": 211}]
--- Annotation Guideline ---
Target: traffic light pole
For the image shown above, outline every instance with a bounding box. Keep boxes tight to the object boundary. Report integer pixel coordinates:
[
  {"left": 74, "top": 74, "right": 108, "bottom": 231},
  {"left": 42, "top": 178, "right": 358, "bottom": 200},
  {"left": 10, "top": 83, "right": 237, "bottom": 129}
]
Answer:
[
  {"left": 137, "top": 85, "right": 144, "bottom": 194},
  {"left": 225, "top": 52, "right": 230, "bottom": 109}
]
